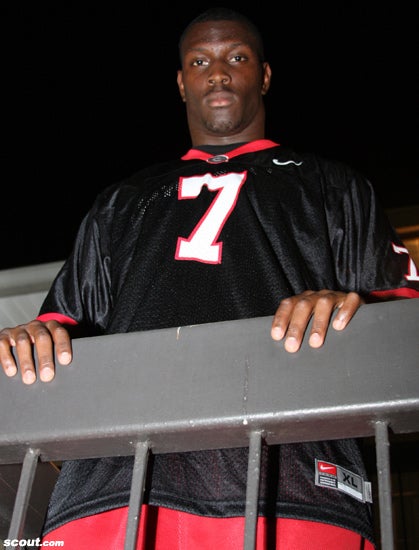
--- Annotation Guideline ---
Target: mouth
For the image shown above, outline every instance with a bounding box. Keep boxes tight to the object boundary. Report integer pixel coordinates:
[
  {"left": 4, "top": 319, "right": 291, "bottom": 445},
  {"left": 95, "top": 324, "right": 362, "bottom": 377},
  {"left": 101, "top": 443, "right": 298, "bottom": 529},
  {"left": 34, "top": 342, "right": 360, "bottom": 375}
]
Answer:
[{"left": 205, "top": 90, "right": 235, "bottom": 108}]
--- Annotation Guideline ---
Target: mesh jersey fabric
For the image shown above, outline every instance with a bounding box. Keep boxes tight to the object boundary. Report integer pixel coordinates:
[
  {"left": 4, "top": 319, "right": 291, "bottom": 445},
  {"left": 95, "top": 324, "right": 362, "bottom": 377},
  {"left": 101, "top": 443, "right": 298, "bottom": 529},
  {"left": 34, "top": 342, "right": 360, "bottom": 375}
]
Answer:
[{"left": 40, "top": 141, "right": 419, "bottom": 543}]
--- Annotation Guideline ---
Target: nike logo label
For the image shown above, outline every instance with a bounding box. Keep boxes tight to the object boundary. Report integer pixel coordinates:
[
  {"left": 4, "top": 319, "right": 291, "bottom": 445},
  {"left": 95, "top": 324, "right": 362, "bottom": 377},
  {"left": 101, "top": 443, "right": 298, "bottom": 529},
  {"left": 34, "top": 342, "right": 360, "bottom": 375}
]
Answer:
[
  {"left": 319, "top": 464, "right": 336, "bottom": 472},
  {"left": 272, "top": 159, "right": 303, "bottom": 166}
]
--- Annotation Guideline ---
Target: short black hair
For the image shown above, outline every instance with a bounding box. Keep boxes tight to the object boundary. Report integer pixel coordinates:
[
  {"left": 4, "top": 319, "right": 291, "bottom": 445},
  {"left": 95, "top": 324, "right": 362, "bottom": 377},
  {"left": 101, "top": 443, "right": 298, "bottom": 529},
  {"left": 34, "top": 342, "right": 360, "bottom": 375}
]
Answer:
[{"left": 179, "top": 7, "right": 265, "bottom": 63}]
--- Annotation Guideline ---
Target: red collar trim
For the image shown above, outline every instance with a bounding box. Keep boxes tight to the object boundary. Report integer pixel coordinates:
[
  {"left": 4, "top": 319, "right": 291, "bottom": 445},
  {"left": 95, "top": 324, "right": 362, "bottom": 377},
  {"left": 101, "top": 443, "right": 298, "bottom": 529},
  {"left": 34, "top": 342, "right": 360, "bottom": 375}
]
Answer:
[{"left": 181, "top": 139, "right": 279, "bottom": 162}]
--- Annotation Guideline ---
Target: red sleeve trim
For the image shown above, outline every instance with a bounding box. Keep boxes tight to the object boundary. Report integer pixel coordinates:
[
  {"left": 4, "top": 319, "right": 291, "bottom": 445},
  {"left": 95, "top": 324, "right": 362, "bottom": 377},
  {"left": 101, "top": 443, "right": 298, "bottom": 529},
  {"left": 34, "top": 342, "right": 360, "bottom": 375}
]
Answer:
[
  {"left": 36, "top": 313, "right": 78, "bottom": 326},
  {"left": 370, "top": 288, "right": 419, "bottom": 300}
]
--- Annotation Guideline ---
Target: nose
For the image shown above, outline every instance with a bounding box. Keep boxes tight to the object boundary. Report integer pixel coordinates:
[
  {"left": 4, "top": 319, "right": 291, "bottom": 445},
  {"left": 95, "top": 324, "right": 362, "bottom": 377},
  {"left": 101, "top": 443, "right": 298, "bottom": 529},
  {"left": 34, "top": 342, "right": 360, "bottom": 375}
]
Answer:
[{"left": 208, "top": 61, "right": 231, "bottom": 86}]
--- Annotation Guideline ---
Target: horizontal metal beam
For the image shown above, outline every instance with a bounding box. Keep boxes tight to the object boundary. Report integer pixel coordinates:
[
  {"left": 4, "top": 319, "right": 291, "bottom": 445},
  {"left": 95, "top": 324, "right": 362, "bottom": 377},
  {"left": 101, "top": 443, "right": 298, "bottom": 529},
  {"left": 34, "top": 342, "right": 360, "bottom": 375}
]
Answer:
[
  {"left": 0, "top": 292, "right": 48, "bottom": 328},
  {"left": 0, "top": 261, "right": 63, "bottom": 298},
  {"left": 0, "top": 299, "right": 418, "bottom": 464}
]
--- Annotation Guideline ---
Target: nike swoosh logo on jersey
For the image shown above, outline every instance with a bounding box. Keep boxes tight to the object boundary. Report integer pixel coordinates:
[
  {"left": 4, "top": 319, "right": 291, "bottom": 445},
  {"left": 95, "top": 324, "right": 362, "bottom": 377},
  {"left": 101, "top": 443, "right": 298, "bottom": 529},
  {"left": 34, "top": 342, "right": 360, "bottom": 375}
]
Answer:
[
  {"left": 272, "top": 159, "right": 303, "bottom": 166},
  {"left": 319, "top": 464, "right": 336, "bottom": 472}
]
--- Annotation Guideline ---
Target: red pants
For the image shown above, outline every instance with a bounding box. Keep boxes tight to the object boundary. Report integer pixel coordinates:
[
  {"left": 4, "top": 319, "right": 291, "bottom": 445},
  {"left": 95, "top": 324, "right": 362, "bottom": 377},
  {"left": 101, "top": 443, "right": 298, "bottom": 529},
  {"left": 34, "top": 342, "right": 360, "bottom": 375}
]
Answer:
[{"left": 42, "top": 505, "right": 375, "bottom": 549}]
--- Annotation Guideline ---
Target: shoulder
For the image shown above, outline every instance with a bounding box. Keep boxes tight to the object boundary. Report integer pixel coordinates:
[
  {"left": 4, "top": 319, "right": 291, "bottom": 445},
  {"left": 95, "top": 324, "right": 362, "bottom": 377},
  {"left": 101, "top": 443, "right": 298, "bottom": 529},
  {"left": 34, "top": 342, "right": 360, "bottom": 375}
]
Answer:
[
  {"left": 250, "top": 144, "right": 362, "bottom": 178},
  {"left": 90, "top": 159, "right": 186, "bottom": 210},
  {"left": 278, "top": 147, "right": 374, "bottom": 196}
]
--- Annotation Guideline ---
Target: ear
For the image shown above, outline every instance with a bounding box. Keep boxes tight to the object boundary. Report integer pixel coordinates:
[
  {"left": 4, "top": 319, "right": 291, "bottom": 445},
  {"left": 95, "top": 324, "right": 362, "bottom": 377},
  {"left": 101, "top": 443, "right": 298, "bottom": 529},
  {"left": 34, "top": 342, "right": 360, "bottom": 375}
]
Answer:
[
  {"left": 261, "top": 62, "right": 272, "bottom": 96},
  {"left": 177, "top": 70, "right": 186, "bottom": 102}
]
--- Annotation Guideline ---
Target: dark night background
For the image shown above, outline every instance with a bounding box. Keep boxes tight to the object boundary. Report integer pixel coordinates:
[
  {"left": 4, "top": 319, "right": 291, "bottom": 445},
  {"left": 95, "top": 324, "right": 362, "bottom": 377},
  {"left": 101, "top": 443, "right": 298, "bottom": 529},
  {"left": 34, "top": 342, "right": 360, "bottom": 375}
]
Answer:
[{"left": 2, "top": 4, "right": 418, "bottom": 270}]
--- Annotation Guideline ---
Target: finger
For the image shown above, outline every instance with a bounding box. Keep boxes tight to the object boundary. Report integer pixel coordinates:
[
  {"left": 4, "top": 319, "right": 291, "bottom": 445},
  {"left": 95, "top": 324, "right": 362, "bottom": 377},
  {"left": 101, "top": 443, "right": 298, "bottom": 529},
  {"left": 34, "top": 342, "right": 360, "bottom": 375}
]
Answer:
[
  {"left": 13, "top": 331, "right": 39, "bottom": 385},
  {"left": 48, "top": 322, "right": 72, "bottom": 366},
  {"left": 32, "top": 321, "right": 72, "bottom": 382},
  {"left": 332, "top": 292, "right": 364, "bottom": 331},
  {"left": 271, "top": 296, "right": 298, "bottom": 341},
  {"left": 282, "top": 295, "right": 315, "bottom": 353},
  {"left": 12, "top": 321, "right": 56, "bottom": 384},
  {"left": 34, "top": 328, "right": 56, "bottom": 382},
  {"left": 307, "top": 293, "right": 338, "bottom": 348},
  {"left": 0, "top": 334, "right": 19, "bottom": 377}
]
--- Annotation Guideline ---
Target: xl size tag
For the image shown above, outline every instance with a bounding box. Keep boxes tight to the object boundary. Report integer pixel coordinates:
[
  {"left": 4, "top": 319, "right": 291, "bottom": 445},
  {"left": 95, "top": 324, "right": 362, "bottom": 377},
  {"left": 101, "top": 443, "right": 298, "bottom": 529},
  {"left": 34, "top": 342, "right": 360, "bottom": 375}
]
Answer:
[{"left": 315, "top": 459, "right": 372, "bottom": 503}]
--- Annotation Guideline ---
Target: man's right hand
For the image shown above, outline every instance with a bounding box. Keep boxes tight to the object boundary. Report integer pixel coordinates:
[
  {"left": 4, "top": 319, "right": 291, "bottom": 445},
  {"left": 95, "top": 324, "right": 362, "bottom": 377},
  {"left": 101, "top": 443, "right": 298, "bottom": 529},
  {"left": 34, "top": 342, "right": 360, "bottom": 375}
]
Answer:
[{"left": 0, "top": 320, "right": 72, "bottom": 384}]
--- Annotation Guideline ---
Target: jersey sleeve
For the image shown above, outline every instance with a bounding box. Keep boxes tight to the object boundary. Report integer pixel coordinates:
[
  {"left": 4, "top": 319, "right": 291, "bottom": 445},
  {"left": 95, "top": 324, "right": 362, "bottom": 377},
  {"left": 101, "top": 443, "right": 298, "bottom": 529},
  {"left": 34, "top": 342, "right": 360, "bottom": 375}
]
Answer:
[
  {"left": 37, "top": 185, "right": 117, "bottom": 334},
  {"left": 325, "top": 161, "right": 419, "bottom": 299}
]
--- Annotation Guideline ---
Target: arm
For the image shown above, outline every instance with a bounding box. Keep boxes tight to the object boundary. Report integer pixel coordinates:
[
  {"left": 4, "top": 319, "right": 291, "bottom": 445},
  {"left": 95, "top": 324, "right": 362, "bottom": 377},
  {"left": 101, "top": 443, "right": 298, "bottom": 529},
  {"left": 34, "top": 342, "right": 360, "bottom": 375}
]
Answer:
[
  {"left": 0, "top": 319, "right": 72, "bottom": 384},
  {"left": 0, "top": 186, "right": 132, "bottom": 385},
  {"left": 268, "top": 157, "right": 419, "bottom": 352}
]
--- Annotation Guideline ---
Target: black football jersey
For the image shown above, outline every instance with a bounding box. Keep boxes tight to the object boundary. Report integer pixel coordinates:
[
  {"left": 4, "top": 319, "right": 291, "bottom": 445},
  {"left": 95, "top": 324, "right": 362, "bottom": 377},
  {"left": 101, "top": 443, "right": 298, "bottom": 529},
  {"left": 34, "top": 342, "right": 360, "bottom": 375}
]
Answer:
[{"left": 40, "top": 140, "right": 419, "bottom": 542}]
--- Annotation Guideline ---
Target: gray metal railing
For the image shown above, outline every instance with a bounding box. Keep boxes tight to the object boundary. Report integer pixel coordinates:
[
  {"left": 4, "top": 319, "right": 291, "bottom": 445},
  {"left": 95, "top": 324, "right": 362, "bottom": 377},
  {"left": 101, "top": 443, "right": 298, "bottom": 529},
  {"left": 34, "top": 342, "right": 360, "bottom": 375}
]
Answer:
[
  {"left": 0, "top": 298, "right": 418, "bottom": 549},
  {"left": 0, "top": 261, "right": 62, "bottom": 328}
]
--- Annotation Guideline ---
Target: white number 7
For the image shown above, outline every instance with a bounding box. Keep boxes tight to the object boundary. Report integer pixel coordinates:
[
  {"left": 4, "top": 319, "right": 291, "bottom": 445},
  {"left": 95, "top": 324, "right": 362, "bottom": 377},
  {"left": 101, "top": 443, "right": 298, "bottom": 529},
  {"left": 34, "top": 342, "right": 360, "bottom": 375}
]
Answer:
[
  {"left": 392, "top": 243, "right": 419, "bottom": 281},
  {"left": 175, "top": 171, "right": 247, "bottom": 263}
]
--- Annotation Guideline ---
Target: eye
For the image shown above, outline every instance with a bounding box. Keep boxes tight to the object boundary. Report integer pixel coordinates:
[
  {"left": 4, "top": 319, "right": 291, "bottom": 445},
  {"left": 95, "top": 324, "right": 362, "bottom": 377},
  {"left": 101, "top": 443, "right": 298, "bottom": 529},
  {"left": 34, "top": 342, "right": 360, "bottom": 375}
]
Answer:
[
  {"left": 230, "top": 55, "right": 247, "bottom": 63},
  {"left": 192, "top": 58, "right": 209, "bottom": 67}
]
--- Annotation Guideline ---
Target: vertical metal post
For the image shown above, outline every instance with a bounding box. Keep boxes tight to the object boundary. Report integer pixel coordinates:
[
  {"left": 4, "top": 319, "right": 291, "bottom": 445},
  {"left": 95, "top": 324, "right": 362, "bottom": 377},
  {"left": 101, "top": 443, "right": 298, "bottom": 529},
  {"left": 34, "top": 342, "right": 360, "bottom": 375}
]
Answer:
[
  {"left": 7, "top": 448, "right": 40, "bottom": 541},
  {"left": 124, "top": 441, "right": 150, "bottom": 550},
  {"left": 243, "top": 431, "right": 263, "bottom": 550},
  {"left": 375, "top": 421, "right": 394, "bottom": 550}
]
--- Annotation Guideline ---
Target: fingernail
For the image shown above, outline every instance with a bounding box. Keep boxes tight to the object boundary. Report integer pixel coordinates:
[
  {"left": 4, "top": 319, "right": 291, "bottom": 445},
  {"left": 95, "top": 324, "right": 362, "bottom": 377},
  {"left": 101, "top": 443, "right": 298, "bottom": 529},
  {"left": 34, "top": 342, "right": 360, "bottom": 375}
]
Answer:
[
  {"left": 23, "top": 371, "right": 36, "bottom": 385},
  {"left": 333, "top": 317, "right": 345, "bottom": 330},
  {"left": 60, "top": 352, "right": 71, "bottom": 365},
  {"left": 5, "top": 365, "right": 17, "bottom": 377},
  {"left": 309, "top": 332, "right": 322, "bottom": 347},
  {"left": 271, "top": 327, "right": 283, "bottom": 340},
  {"left": 40, "top": 367, "right": 54, "bottom": 382},
  {"left": 285, "top": 336, "right": 299, "bottom": 353}
]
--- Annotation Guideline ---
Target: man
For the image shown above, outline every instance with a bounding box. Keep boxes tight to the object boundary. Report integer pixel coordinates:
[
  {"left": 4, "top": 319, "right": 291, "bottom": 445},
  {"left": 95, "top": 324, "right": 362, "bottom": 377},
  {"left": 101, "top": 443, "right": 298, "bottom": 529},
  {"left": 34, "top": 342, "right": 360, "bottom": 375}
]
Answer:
[{"left": 1, "top": 8, "right": 418, "bottom": 549}]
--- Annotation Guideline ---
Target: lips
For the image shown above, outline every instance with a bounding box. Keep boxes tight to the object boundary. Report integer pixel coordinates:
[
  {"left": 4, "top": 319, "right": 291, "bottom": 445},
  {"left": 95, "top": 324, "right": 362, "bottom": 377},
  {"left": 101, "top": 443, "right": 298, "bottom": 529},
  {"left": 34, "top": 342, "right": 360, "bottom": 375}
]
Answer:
[{"left": 206, "top": 90, "right": 235, "bottom": 108}]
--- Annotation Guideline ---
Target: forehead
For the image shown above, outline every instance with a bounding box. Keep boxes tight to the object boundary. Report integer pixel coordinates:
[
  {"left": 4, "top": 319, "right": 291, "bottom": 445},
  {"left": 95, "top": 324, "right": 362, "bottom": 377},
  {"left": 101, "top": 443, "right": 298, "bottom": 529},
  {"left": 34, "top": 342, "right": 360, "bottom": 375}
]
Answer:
[{"left": 181, "top": 19, "right": 259, "bottom": 56}]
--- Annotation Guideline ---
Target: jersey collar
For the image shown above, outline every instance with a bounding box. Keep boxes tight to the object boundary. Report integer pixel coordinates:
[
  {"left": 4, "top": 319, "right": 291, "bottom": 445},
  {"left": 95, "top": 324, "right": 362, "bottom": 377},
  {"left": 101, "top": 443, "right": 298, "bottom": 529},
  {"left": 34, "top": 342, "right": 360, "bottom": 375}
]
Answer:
[{"left": 181, "top": 139, "right": 279, "bottom": 163}]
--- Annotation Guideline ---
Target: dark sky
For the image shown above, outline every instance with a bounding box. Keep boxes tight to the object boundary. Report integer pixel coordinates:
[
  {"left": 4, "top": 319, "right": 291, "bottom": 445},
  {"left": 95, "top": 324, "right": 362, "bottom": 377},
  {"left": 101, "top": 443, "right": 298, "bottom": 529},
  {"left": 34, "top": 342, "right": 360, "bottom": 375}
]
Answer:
[{"left": 2, "top": 4, "right": 418, "bottom": 270}]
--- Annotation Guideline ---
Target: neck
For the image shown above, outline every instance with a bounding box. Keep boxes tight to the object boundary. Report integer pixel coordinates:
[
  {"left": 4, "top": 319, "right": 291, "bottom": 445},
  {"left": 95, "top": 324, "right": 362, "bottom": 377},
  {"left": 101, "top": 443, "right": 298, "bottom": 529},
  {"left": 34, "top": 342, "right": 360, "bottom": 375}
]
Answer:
[
  {"left": 193, "top": 142, "right": 248, "bottom": 154},
  {"left": 189, "top": 117, "right": 266, "bottom": 148}
]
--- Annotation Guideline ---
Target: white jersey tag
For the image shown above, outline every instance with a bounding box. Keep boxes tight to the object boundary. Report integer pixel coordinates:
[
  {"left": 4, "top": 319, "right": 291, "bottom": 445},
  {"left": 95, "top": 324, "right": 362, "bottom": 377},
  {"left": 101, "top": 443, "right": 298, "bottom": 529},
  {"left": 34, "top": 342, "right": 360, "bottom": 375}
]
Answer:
[{"left": 315, "top": 459, "right": 372, "bottom": 503}]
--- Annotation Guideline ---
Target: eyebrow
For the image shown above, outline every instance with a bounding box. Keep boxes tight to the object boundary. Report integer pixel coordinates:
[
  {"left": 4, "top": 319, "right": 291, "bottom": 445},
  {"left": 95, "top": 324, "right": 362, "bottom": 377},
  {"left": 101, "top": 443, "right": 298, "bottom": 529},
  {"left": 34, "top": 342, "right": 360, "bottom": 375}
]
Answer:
[{"left": 184, "top": 41, "right": 250, "bottom": 54}]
